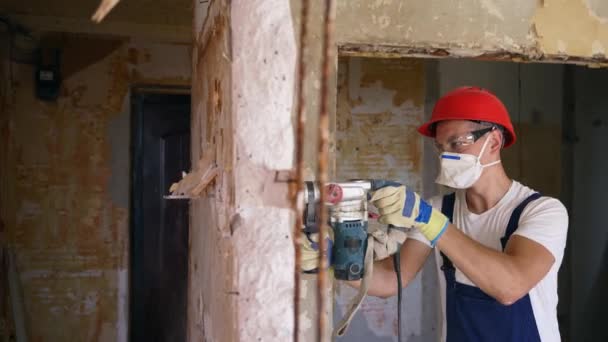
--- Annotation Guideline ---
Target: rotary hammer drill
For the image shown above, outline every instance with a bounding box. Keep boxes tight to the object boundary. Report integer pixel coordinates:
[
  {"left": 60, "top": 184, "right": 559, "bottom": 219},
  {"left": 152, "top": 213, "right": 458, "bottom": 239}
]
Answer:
[{"left": 301, "top": 179, "right": 400, "bottom": 280}]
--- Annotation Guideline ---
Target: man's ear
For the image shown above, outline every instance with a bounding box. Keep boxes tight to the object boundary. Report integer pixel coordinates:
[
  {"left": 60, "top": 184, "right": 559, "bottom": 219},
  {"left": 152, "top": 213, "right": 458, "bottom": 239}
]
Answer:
[{"left": 489, "top": 131, "right": 502, "bottom": 152}]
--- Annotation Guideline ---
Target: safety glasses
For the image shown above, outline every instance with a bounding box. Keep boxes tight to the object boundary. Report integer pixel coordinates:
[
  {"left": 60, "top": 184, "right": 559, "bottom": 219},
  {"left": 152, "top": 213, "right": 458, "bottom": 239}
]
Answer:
[{"left": 434, "top": 126, "right": 496, "bottom": 153}]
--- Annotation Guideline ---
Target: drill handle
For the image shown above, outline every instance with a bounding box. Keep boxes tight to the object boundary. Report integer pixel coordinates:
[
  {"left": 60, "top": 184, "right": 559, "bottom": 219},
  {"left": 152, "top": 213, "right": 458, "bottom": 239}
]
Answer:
[
  {"left": 369, "top": 179, "right": 402, "bottom": 191},
  {"left": 367, "top": 180, "right": 405, "bottom": 232},
  {"left": 367, "top": 179, "right": 403, "bottom": 202}
]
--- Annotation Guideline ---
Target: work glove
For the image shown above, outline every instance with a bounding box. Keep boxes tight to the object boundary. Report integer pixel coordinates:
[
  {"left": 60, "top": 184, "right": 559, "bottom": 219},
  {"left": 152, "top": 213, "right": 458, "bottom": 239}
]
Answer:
[
  {"left": 370, "top": 186, "right": 449, "bottom": 246},
  {"left": 370, "top": 225, "right": 407, "bottom": 260},
  {"left": 300, "top": 230, "right": 333, "bottom": 272}
]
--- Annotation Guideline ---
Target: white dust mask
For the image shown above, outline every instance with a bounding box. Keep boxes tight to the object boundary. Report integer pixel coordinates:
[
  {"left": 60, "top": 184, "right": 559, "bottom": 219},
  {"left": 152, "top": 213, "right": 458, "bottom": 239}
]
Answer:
[{"left": 435, "top": 136, "right": 501, "bottom": 189}]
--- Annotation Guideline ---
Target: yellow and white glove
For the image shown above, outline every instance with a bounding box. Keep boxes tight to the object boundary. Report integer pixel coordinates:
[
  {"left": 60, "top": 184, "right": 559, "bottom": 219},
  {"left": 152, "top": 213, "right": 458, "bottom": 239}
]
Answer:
[
  {"left": 300, "top": 230, "right": 333, "bottom": 272},
  {"left": 370, "top": 185, "right": 449, "bottom": 246}
]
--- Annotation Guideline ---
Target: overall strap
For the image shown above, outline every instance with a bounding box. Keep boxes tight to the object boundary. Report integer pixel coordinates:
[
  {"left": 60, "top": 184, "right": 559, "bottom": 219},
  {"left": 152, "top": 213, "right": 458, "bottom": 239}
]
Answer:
[
  {"left": 442, "top": 193, "right": 456, "bottom": 222},
  {"left": 440, "top": 193, "right": 456, "bottom": 271},
  {"left": 500, "top": 193, "right": 542, "bottom": 250}
]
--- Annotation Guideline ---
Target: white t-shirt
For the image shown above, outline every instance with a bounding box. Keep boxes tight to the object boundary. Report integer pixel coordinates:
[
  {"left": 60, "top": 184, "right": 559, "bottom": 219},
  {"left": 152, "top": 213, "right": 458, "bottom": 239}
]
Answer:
[{"left": 407, "top": 181, "right": 568, "bottom": 342}]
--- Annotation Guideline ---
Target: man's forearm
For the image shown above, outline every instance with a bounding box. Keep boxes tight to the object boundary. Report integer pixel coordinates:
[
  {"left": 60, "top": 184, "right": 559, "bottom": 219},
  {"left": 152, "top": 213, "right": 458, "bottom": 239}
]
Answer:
[
  {"left": 346, "top": 239, "right": 431, "bottom": 298},
  {"left": 436, "top": 224, "right": 553, "bottom": 304},
  {"left": 345, "top": 258, "right": 399, "bottom": 298}
]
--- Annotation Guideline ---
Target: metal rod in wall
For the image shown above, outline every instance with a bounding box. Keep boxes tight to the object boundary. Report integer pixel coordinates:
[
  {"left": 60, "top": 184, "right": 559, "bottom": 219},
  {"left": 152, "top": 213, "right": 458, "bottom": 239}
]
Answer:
[
  {"left": 291, "top": 0, "right": 310, "bottom": 341},
  {"left": 316, "top": 0, "right": 335, "bottom": 341}
]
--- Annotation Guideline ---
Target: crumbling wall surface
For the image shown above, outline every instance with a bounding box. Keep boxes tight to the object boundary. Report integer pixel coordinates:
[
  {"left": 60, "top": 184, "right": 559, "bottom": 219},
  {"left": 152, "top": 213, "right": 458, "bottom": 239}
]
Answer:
[
  {"left": 0, "top": 35, "right": 189, "bottom": 341},
  {"left": 190, "top": 0, "right": 298, "bottom": 340},
  {"left": 336, "top": 0, "right": 537, "bottom": 52},
  {"left": 188, "top": 1, "right": 238, "bottom": 341},
  {"left": 335, "top": 0, "right": 608, "bottom": 61},
  {"left": 534, "top": 0, "right": 608, "bottom": 58},
  {"left": 231, "top": 0, "right": 297, "bottom": 340},
  {"left": 335, "top": 57, "right": 423, "bottom": 183},
  {"left": 333, "top": 56, "right": 437, "bottom": 341}
]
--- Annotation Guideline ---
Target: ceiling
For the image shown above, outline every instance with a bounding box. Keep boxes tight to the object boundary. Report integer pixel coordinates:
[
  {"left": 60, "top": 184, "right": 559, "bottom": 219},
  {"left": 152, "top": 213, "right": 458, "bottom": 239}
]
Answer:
[
  {"left": 1, "top": 0, "right": 193, "bottom": 42},
  {"left": 1, "top": 0, "right": 192, "bottom": 26}
]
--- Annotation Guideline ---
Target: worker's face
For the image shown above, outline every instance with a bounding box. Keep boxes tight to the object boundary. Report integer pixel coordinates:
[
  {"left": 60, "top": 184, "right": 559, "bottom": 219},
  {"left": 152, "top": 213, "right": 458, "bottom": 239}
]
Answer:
[{"left": 434, "top": 120, "right": 501, "bottom": 163}]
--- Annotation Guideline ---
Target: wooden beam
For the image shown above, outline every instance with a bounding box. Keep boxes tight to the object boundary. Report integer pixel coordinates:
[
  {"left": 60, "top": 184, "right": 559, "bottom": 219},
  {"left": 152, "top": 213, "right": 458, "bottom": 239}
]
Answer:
[{"left": 91, "top": 0, "right": 121, "bottom": 23}]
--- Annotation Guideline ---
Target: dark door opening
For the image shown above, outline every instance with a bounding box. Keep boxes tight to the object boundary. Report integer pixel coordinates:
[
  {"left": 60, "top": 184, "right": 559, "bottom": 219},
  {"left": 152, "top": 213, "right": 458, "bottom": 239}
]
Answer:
[{"left": 130, "top": 91, "right": 190, "bottom": 342}]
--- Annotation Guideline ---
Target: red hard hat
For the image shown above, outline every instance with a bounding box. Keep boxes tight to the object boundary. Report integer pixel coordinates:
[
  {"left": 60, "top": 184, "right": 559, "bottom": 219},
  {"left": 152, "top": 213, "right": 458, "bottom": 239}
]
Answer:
[{"left": 418, "top": 86, "right": 516, "bottom": 148}]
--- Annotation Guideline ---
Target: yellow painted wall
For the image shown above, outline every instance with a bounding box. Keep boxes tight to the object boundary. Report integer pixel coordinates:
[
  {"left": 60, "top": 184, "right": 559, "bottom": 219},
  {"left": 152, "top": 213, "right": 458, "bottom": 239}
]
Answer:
[{"left": 0, "top": 34, "right": 190, "bottom": 341}]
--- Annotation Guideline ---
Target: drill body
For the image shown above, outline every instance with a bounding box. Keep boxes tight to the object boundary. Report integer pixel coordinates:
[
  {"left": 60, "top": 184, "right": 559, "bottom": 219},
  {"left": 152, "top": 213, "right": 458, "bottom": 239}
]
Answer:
[{"left": 331, "top": 218, "right": 368, "bottom": 280}]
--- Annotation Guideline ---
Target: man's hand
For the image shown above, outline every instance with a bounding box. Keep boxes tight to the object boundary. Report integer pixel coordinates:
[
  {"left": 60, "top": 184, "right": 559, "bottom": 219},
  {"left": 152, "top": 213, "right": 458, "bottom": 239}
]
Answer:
[
  {"left": 300, "top": 230, "right": 333, "bottom": 272},
  {"left": 370, "top": 226, "right": 407, "bottom": 260},
  {"left": 371, "top": 185, "right": 449, "bottom": 246}
]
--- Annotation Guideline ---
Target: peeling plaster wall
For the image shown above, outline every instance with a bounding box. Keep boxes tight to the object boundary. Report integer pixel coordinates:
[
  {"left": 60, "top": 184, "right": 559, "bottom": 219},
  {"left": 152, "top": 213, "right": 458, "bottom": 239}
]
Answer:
[
  {"left": 0, "top": 35, "right": 190, "bottom": 341},
  {"left": 336, "top": 0, "right": 538, "bottom": 53},
  {"left": 335, "top": 57, "right": 423, "bottom": 182},
  {"left": 586, "top": 0, "right": 608, "bottom": 20},
  {"left": 335, "top": 0, "right": 608, "bottom": 62},
  {"left": 334, "top": 57, "right": 437, "bottom": 342},
  {"left": 534, "top": 0, "right": 608, "bottom": 58}
]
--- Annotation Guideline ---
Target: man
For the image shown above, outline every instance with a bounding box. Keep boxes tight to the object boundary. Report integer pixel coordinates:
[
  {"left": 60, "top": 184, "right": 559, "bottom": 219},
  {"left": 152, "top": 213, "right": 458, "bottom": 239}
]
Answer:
[{"left": 303, "top": 87, "right": 568, "bottom": 341}]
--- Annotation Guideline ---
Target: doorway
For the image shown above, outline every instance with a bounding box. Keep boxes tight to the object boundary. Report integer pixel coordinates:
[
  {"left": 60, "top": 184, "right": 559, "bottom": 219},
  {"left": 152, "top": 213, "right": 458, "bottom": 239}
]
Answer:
[{"left": 130, "top": 90, "right": 191, "bottom": 342}]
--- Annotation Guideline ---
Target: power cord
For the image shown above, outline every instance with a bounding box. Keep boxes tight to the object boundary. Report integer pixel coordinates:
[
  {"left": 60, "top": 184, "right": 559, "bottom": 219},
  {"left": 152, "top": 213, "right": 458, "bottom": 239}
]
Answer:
[{"left": 393, "top": 247, "right": 403, "bottom": 342}]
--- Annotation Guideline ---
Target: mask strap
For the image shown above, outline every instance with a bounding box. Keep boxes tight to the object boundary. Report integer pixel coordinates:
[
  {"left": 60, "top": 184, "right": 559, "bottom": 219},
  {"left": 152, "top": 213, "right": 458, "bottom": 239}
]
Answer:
[
  {"left": 482, "top": 160, "right": 501, "bottom": 168},
  {"left": 478, "top": 134, "right": 501, "bottom": 168},
  {"left": 478, "top": 135, "right": 491, "bottom": 158}
]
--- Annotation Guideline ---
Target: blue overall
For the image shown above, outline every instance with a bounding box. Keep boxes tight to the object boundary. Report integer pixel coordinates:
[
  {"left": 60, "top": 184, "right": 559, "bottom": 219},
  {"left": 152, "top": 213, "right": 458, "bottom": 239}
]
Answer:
[{"left": 440, "top": 192, "right": 542, "bottom": 342}]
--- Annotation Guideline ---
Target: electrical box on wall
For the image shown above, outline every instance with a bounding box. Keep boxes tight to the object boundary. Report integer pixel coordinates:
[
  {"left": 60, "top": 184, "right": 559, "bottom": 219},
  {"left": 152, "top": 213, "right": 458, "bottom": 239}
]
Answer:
[{"left": 35, "top": 48, "right": 61, "bottom": 101}]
